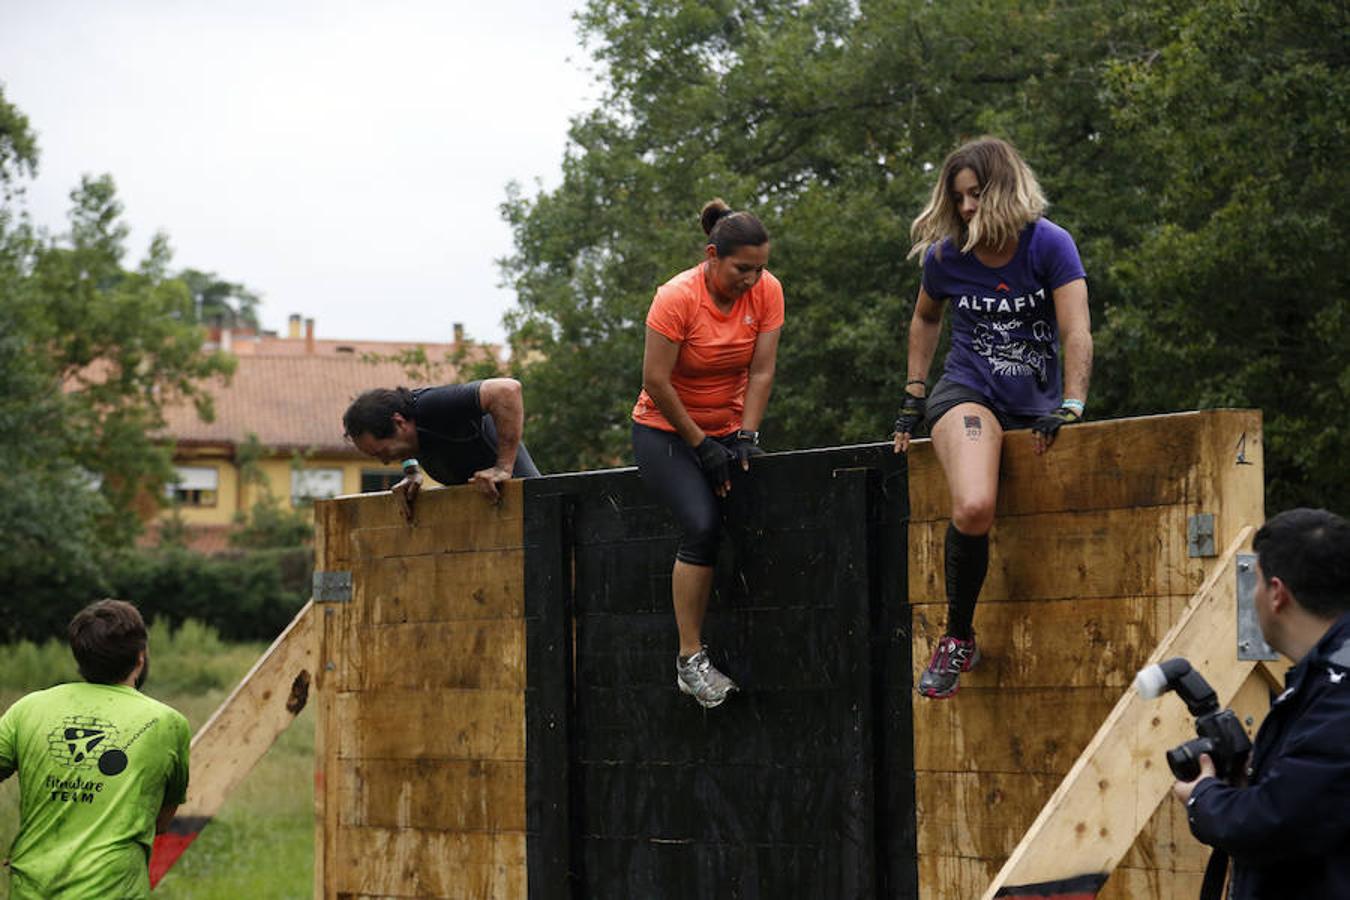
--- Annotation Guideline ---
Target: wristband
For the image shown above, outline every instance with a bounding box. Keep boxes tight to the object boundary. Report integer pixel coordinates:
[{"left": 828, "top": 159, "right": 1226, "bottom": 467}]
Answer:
[
  {"left": 906, "top": 378, "right": 926, "bottom": 388},
  {"left": 1061, "top": 399, "right": 1085, "bottom": 416},
  {"left": 401, "top": 458, "right": 420, "bottom": 471}
]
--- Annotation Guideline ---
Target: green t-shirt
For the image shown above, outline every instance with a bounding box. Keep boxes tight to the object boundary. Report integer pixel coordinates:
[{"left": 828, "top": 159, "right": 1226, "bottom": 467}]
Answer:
[{"left": 0, "top": 683, "right": 190, "bottom": 899}]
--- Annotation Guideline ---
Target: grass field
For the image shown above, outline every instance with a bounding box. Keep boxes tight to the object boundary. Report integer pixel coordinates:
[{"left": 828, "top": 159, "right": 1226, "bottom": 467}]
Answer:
[{"left": 0, "top": 620, "right": 314, "bottom": 899}]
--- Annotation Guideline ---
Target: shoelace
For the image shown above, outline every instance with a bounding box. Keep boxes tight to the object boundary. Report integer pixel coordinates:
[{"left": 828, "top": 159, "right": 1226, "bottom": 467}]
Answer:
[{"left": 938, "top": 639, "right": 972, "bottom": 673}]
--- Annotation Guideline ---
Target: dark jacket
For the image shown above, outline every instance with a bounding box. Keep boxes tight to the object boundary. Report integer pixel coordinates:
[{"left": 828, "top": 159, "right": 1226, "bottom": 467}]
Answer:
[{"left": 1186, "top": 612, "right": 1350, "bottom": 900}]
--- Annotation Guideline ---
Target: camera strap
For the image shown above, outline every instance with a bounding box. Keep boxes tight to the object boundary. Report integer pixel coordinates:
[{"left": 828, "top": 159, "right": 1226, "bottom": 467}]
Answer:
[{"left": 1199, "top": 848, "right": 1229, "bottom": 900}]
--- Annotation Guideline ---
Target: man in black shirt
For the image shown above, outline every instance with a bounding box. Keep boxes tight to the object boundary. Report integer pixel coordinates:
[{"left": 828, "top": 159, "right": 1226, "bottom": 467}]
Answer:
[
  {"left": 1171, "top": 508, "right": 1350, "bottom": 899},
  {"left": 343, "top": 380, "right": 540, "bottom": 519}
]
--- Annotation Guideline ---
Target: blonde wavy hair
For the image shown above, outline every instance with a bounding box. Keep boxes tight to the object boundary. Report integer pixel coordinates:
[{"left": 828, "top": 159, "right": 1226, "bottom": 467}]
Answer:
[{"left": 908, "top": 136, "right": 1047, "bottom": 261}]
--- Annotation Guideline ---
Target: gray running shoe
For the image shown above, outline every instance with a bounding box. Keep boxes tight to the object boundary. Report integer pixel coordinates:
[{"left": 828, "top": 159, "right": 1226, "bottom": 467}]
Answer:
[
  {"left": 917, "top": 634, "right": 980, "bottom": 699},
  {"left": 676, "top": 648, "right": 738, "bottom": 708}
]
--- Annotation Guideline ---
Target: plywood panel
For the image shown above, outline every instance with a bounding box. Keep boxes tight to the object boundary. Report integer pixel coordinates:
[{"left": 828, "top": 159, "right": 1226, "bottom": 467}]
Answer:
[
  {"left": 918, "top": 854, "right": 1000, "bottom": 900},
  {"left": 338, "top": 759, "right": 525, "bottom": 832},
  {"left": 907, "top": 412, "right": 1211, "bottom": 523},
  {"left": 908, "top": 505, "right": 1199, "bottom": 604},
  {"left": 336, "top": 620, "right": 526, "bottom": 692},
  {"left": 334, "top": 689, "right": 524, "bottom": 762},
  {"left": 916, "top": 772, "right": 1210, "bottom": 873},
  {"left": 330, "top": 826, "right": 525, "bottom": 900},
  {"left": 914, "top": 686, "right": 1119, "bottom": 775},
  {"left": 354, "top": 550, "right": 525, "bottom": 625},
  {"left": 351, "top": 517, "right": 524, "bottom": 560},
  {"left": 910, "top": 596, "right": 1184, "bottom": 691}
]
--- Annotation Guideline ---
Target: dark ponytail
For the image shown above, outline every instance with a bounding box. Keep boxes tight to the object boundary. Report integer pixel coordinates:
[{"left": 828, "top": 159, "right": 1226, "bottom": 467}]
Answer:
[{"left": 700, "top": 197, "right": 768, "bottom": 257}]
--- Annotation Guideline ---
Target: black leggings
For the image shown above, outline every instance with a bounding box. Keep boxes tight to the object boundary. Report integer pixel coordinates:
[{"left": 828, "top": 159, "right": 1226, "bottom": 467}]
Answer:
[{"left": 632, "top": 423, "right": 737, "bottom": 566}]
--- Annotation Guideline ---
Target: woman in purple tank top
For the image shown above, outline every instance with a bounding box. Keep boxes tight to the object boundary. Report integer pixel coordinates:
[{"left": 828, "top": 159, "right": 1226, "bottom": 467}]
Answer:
[{"left": 891, "top": 136, "right": 1094, "bottom": 699}]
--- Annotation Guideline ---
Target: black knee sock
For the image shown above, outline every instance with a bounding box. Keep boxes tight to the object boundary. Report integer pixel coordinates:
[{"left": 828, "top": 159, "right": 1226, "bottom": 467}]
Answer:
[{"left": 944, "top": 522, "right": 988, "bottom": 641}]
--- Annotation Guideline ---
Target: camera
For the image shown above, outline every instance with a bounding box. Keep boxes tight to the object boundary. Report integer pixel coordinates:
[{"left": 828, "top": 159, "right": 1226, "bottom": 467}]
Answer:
[{"left": 1134, "top": 657, "right": 1252, "bottom": 782}]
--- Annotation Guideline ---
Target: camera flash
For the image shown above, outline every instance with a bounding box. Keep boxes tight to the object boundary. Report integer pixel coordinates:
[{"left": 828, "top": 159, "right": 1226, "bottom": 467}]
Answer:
[{"left": 1134, "top": 663, "right": 1169, "bottom": 699}]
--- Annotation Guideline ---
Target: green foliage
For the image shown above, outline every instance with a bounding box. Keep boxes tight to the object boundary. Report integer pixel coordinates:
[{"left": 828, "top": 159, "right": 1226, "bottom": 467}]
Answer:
[
  {"left": 107, "top": 547, "right": 312, "bottom": 644},
  {"left": 503, "top": 0, "right": 1349, "bottom": 509},
  {"left": 228, "top": 435, "right": 314, "bottom": 549},
  {"left": 178, "top": 268, "right": 261, "bottom": 331},
  {"left": 361, "top": 334, "right": 506, "bottom": 386},
  {"left": 1096, "top": 0, "right": 1350, "bottom": 511}
]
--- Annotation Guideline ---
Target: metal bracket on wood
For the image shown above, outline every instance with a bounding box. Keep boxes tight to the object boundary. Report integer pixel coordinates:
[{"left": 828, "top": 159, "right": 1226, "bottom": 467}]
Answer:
[
  {"left": 312, "top": 570, "right": 352, "bottom": 603},
  {"left": 1187, "top": 513, "right": 1216, "bottom": 558},
  {"left": 1236, "top": 553, "right": 1278, "bottom": 660}
]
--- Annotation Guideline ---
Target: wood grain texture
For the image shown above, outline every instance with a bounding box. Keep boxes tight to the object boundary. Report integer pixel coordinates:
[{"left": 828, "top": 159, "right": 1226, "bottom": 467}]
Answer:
[
  {"left": 981, "top": 532, "right": 1257, "bottom": 898},
  {"left": 315, "top": 484, "right": 529, "bottom": 899},
  {"left": 329, "top": 826, "right": 526, "bottom": 899},
  {"left": 909, "top": 410, "right": 1266, "bottom": 900},
  {"left": 338, "top": 758, "right": 525, "bottom": 831}
]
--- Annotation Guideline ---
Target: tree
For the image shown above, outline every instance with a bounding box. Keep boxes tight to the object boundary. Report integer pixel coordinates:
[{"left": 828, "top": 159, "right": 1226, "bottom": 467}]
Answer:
[
  {"left": 1098, "top": 0, "right": 1350, "bottom": 511},
  {"left": 0, "top": 84, "right": 240, "bottom": 621},
  {"left": 26, "top": 174, "right": 237, "bottom": 544},
  {"left": 502, "top": 0, "right": 1149, "bottom": 462},
  {"left": 501, "top": 0, "right": 1347, "bottom": 509},
  {"left": 179, "top": 267, "right": 262, "bottom": 330}
]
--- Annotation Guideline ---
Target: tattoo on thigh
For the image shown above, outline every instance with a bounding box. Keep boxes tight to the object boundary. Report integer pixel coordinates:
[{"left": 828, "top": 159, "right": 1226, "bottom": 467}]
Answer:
[{"left": 964, "top": 415, "right": 982, "bottom": 440}]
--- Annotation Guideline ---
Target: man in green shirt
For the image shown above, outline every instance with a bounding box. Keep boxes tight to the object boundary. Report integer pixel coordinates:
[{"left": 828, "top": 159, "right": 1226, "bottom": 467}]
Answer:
[{"left": 0, "top": 600, "right": 190, "bottom": 898}]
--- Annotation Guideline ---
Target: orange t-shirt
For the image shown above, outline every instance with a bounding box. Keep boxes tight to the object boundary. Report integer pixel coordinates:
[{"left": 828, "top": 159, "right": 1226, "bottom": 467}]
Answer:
[{"left": 632, "top": 263, "right": 785, "bottom": 436}]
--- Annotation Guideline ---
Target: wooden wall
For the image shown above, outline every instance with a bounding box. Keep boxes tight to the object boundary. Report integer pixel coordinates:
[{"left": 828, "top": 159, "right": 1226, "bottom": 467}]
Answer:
[
  {"left": 304, "top": 408, "right": 1264, "bottom": 900},
  {"left": 907, "top": 410, "right": 1264, "bottom": 899},
  {"left": 313, "top": 483, "right": 529, "bottom": 900}
]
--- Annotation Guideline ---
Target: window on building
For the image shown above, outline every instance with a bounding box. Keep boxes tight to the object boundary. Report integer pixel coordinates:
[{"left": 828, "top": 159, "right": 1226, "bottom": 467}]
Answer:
[
  {"left": 291, "top": 467, "right": 344, "bottom": 505},
  {"left": 168, "top": 466, "right": 219, "bottom": 507},
  {"left": 361, "top": 469, "right": 403, "bottom": 493}
]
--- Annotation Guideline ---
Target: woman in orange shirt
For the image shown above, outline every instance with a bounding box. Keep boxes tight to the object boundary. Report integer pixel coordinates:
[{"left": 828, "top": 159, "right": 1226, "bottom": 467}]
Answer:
[{"left": 632, "top": 198, "right": 785, "bottom": 709}]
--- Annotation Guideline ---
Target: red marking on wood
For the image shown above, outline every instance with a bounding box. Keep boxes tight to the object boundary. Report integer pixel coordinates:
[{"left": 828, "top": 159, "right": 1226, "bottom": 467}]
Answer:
[{"left": 149, "top": 829, "right": 201, "bottom": 888}]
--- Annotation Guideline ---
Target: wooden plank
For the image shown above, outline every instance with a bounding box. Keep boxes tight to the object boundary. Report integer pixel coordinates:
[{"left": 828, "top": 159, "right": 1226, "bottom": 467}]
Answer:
[
  {"left": 981, "top": 530, "right": 1255, "bottom": 899},
  {"left": 341, "top": 478, "right": 527, "bottom": 531},
  {"left": 908, "top": 506, "right": 1198, "bottom": 604},
  {"left": 919, "top": 854, "right": 1000, "bottom": 900},
  {"left": 353, "top": 549, "right": 525, "bottom": 625},
  {"left": 911, "top": 596, "right": 1184, "bottom": 691},
  {"left": 916, "top": 771, "right": 1211, "bottom": 875},
  {"left": 914, "top": 686, "right": 1119, "bottom": 775},
  {"left": 906, "top": 411, "right": 1215, "bottom": 523},
  {"left": 334, "top": 689, "right": 525, "bottom": 761},
  {"left": 352, "top": 517, "right": 525, "bottom": 560},
  {"left": 337, "top": 758, "right": 525, "bottom": 832},
  {"left": 312, "top": 497, "right": 348, "bottom": 900},
  {"left": 336, "top": 619, "right": 526, "bottom": 692},
  {"left": 149, "top": 601, "right": 318, "bottom": 885},
  {"left": 1194, "top": 410, "right": 1264, "bottom": 555},
  {"left": 330, "top": 825, "right": 526, "bottom": 899}
]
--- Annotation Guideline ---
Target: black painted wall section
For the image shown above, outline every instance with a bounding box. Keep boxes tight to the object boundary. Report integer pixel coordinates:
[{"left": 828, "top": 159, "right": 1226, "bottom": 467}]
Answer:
[{"left": 526, "top": 444, "right": 915, "bottom": 900}]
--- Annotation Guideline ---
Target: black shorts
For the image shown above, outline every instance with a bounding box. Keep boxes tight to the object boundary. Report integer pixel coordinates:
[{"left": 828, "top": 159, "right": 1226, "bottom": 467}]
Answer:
[{"left": 925, "top": 378, "right": 1041, "bottom": 433}]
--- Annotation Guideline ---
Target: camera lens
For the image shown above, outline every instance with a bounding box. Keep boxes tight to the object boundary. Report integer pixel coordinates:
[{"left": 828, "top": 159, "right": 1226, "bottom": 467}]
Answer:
[{"left": 1167, "top": 737, "right": 1214, "bottom": 782}]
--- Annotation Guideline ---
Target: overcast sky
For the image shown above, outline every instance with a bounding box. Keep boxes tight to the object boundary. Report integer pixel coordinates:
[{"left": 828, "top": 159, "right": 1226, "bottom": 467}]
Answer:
[{"left": 1, "top": 0, "right": 594, "bottom": 346}]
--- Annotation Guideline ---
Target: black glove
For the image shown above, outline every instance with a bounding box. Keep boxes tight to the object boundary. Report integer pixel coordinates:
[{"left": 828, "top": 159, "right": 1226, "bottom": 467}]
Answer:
[
  {"left": 1031, "top": 406, "right": 1082, "bottom": 443},
  {"left": 893, "top": 393, "right": 926, "bottom": 438},
  {"left": 695, "top": 437, "right": 735, "bottom": 488},
  {"left": 731, "top": 429, "right": 764, "bottom": 468}
]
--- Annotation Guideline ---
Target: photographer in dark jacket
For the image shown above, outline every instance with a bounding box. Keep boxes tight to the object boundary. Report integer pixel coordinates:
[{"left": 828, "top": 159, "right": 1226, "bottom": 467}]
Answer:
[{"left": 1171, "top": 508, "right": 1350, "bottom": 899}]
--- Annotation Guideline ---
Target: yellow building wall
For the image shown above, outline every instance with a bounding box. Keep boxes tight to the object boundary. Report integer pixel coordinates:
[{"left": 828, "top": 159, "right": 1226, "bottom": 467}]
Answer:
[{"left": 162, "top": 451, "right": 406, "bottom": 529}]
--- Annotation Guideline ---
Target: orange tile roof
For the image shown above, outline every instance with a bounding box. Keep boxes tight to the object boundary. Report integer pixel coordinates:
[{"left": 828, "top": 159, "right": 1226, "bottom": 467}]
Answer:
[{"left": 159, "top": 354, "right": 463, "bottom": 454}]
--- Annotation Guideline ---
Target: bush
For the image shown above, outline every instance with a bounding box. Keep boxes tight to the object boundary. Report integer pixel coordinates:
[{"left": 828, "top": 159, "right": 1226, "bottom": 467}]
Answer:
[
  {"left": 110, "top": 547, "right": 311, "bottom": 642},
  {"left": 0, "top": 546, "right": 310, "bottom": 646}
]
